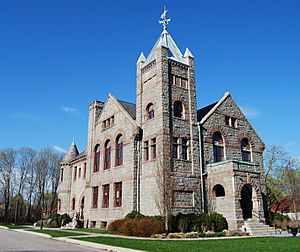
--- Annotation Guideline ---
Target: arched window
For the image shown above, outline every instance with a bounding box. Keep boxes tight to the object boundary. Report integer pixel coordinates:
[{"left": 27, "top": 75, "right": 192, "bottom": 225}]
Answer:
[
  {"left": 104, "top": 140, "right": 111, "bottom": 170},
  {"left": 94, "top": 145, "right": 100, "bottom": 172},
  {"left": 58, "top": 199, "right": 61, "bottom": 211},
  {"left": 174, "top": 101, "right": 184, "bottom": 118},
  {"left": 241, "top": 138, "right": 251, "bottom": 161},
  {"left": 71, "top": 198, "right": 75, "bottom": 210},
  {"left": 213, "top": 184, "right": 225, "bottom": 197},
  {"left": 212, "top": 132, "right": 224, "bottom": 162},
  {"left": 146, "top": 103, "right": 154, "bottom": 119},
  {"left": 116, "top": 134, "right": 123, "bottom": 166}
]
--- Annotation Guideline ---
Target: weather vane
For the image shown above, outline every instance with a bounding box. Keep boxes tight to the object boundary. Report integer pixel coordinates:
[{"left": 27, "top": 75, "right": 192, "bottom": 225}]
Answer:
[{"left": 159, "top": 6, "right": 171, "bottom": 31}]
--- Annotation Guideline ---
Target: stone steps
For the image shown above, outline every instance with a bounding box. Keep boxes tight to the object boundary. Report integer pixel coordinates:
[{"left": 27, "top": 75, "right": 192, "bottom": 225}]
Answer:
[{"left": 242, "top": 218, "right": 288, "bottom": 236}]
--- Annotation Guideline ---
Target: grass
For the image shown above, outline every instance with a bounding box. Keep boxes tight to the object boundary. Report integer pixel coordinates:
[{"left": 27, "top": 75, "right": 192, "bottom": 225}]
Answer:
[
  {"left": 72, "top": 228, "right": 112, "bottom": 234},
  {"left": 74, "top": 236, "right": 300, "bottom": 252},
  {"left": 1, "top": 224, "right": 31, "bottom": 229},
  {"left": 29, "top": 229, "right": 86, "bottom": 237}
]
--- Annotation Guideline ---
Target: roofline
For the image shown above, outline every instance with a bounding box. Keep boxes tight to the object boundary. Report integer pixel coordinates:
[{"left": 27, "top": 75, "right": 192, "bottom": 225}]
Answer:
[
  {"left": 109, "top": 94, "right": 138, "bottom": 127},
  {"left": 200, "top": 92, "right": 231, "bottom": 124}
]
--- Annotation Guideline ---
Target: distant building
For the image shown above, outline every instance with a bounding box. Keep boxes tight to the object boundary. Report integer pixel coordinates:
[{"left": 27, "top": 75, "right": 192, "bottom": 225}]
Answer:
[{"left": 58, "top": 10, "right": 267, "bottom": 230}]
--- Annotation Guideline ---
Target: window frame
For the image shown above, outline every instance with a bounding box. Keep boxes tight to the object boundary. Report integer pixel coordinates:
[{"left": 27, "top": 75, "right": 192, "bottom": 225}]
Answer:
[
  {"left": 116, "top": 135, "right": 123, "bottom": 166},
  {"left": 102, "top": 184, "right": 110, "bottom": 208},
  {"left": 92, "top": 186, "right": 99, "bottom": 209},
  {"left": 114, "top": 182, "right": 122, "bottom": 207}
]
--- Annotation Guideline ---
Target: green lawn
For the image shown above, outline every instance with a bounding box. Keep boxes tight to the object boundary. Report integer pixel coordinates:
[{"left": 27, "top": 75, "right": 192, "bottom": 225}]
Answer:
[
  {"left": 2, "top": 224, "right": 31, "bottom": 229},
  {"left": 72, "top": 228, "right": 111, "bottom": 234},
  {"left": 74, "top": 236, "right": 300, "bottom": 252},
  {"left": 29, "top": 229, "right": 86, "bottom": 237}
]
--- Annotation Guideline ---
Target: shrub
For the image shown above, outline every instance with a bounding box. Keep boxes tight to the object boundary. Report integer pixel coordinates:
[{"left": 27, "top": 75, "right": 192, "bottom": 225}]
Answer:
[
  {"left": 172, "top": 212, "right": 228, "bottom": 233},
  {"left": 125, "top": 210, "right": 144, "bottom": 219},
  {"left": 208, "top": 212, "right": 228, "bottom": 232},
  {"left": 47, "top": 213, "right": 71, "bottom": 227},
  {"left": 108, "top": 216, "right": 164, "bottom": 237}
]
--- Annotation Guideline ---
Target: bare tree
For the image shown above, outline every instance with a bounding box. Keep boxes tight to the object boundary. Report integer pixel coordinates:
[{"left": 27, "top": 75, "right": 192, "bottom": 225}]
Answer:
[
  {"left": 0, "top": 148, "right": 16, "bottom": 222},
  {"left": 35, "top": 149, "right": 51, "bottom": 219},
  {"left": 48, "top": 152, "right": 62, "bottom": 213},
  {"left": 14, "top": 147, "right": 36, "bottom": 223},
  {"left": 155, "top": 159, "right": 175, "bottom": 231}
]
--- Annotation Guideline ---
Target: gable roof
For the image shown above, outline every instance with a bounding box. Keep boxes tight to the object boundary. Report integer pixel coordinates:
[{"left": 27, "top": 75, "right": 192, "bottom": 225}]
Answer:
[
  {"left": 199, "top": 92, "right": 231, "bottom": 124},
  {"left": 117, "top": 99, "right": 136, "bottom": 120},
  {"left": 197, "top": 102, "right": 218, "bottom": 122}
]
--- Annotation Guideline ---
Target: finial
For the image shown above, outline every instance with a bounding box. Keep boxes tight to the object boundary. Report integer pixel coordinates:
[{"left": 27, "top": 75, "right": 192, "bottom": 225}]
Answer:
[
  {"left": 159, "top": 6, "right": 171, "bottom": 32},
  {"left": 72, "top": 137, "right": 75, "bottom": 145}
]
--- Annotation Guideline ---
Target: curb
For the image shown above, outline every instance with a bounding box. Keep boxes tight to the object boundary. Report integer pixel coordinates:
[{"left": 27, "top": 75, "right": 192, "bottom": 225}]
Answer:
[
  {"left": 0, "top": 225, "right": 9, "bottom": 230},
  {"left": 58, "top": 237, "right": 144, "bottom": 252},
  {"left": 12, "top": 229, "right": 52, "bottom": 238}
]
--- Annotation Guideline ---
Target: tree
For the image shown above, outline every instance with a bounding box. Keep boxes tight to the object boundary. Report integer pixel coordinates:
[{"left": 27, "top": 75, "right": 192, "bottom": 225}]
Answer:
[
  {"left": 0, "top": 148, "right": 16, "bottom": 222},
  {"left": 264, "top": 145, "right": 300, "bottom": 220},
  {"left": 155, "top": 159, "right": 175, "bottom": 231},
  {"left": 14, "top": 147, "right": 36, "bottom": 223}
]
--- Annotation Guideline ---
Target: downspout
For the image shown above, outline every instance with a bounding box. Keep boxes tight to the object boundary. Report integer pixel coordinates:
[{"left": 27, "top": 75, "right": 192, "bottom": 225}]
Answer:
[
  {"left": 197, "top": 122, "right": 205, "bottom": 212},
  {"left": 136, "top": 138, "right": 141, "bottom": 212}
]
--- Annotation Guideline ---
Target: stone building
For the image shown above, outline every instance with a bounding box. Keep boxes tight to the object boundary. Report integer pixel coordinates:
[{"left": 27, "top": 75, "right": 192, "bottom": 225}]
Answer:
[{"left": 58, "top": 11, "right": 267, "bottom": 230}]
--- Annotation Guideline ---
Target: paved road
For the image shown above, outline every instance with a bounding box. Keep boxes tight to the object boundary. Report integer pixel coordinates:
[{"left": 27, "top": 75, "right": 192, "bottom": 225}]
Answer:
[{"left": 0, "top": 228, "right": 105, "bottom": 252}]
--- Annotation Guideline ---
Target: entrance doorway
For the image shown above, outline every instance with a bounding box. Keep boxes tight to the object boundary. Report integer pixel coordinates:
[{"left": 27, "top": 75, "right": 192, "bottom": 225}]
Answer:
[{"left": 241, "top": 184, "right": 253, "bottom": 219}]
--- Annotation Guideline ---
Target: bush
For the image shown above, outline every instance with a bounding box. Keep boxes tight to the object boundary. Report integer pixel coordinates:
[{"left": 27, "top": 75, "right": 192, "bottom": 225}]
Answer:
[
  {"left": 172, "top": 212, "right": 228, "bottom": 233},
  {"left": 47, "top": 213, "right": 71, "bottom": 227},
  {"left": 208, "top": 212, "right": 228, "bottom": 232},
  {"left": 125, "top": 210, "right": 144, "bottom": 219},
  {"left": 108, "top": 216, "right": 164, "bottom": 237}
]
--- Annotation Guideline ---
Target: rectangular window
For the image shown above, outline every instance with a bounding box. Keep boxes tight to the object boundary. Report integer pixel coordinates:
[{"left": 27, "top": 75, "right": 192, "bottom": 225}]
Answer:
[
  {"left": 114, "top": 182, "right": 122, "bottom": 207},
  {"left": 231, "top": 118, "right": 237, "bottom": 128},
  {"left": 144, "top": 141, "right": 149, "bottom": 161},
  {"left": 94, "top": 152, "right": 100, "bottom": 173},
  {"left": 83, "top": 163, "right": 86, "bottom": 178},
  {"left": 172, "top": 137, "right": 178, "bottom": 159},
  {"left": 181, "top": 78, "right": 188, "bottom": 89},
  {"left": 102, "top": 184, "right": 110, "bottom": 208},
  {"left": 175, "top": 76, "right": 181, "bottom": 86},
  {"left": 151, "top": 138, "right": 156, "bottom": 159},
  {"left": 92, "top": 186, "right": 98, "bottom": 208},
  {"left": 182, "top": 138, "right": 188, "bottom": 160},
  {"left": 225, "top": 116, "right": 230, "bottom": 126},
  {"left": 60, "top": 168, "right": 64, "bottom": 182},
  {"left": 78, "top": 167, "right": 81, "bottom": 178},
  {"left": 73, "top": 166, "right": 77, "bottom": 181},
  {"left": 213, "top": 146, "right": 224, "bottom": 162},
  {"left": 104, "top": 145, "right": 111, "bottom": 170},
  {"left": 116, "top": 142, "right": 123, "bottom": 166}
]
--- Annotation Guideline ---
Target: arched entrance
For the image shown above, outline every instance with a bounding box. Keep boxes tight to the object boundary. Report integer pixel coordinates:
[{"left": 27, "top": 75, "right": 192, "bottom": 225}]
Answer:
[
  {"left": 80, "top": 197, "right": 85, "bottom": 219},
  {"left": 241, "top": 184, "right": 253, "bottom": 219}
]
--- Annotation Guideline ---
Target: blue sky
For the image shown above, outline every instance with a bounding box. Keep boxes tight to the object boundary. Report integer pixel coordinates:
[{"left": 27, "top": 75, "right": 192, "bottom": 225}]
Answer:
[{"left": 0, "top": 0, "right": 299, "bottom": 158}]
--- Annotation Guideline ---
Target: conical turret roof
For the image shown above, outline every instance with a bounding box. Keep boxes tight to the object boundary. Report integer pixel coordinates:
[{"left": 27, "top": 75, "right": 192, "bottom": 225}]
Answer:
[{"left": 62, "top": 140, "right": 79, "bottom": 163}]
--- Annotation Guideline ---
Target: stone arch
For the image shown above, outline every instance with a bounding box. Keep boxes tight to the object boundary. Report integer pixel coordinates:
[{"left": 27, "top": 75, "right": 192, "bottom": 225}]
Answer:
[
  {"left": 213, "top": 184, "right": 225, "bottom": 197},
  {"left": 236, "top": 177, "right": 262, "bottom": 220},
  {"left": 114, "top": 130, "right": 126, "bottom": 144},
  {"left": 207, "top": 126, "right": 228, "bottom": 145}
]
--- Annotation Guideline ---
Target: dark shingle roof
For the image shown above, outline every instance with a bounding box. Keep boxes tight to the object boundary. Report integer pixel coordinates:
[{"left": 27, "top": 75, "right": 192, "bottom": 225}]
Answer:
[
  {"left": 117, "top": 100, "right": 136, "bottom": 120},
  {"left": 71, "top": 150, "right": 86, "bottom": 162},
  {"left": 62, "top": 143, "right": 79, "bottom": 163},
  {"left": 197, "top": 102, "right": 218, "bottom": 122}
]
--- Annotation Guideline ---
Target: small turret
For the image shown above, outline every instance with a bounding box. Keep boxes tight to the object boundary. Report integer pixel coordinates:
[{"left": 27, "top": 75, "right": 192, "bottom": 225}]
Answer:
[{"left": 62, "top": 139, "right": 79, "bottom": 163}]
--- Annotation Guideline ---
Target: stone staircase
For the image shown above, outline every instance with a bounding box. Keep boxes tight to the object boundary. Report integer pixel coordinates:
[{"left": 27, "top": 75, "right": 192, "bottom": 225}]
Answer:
[{"left": 242, "top": 218, "right": 287, "bottom": 236}]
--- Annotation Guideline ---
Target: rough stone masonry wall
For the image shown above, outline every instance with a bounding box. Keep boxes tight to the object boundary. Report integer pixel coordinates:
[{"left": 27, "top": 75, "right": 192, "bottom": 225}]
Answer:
[{"left": 202, "top": 95, "right": 267, "bottom": 228}]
